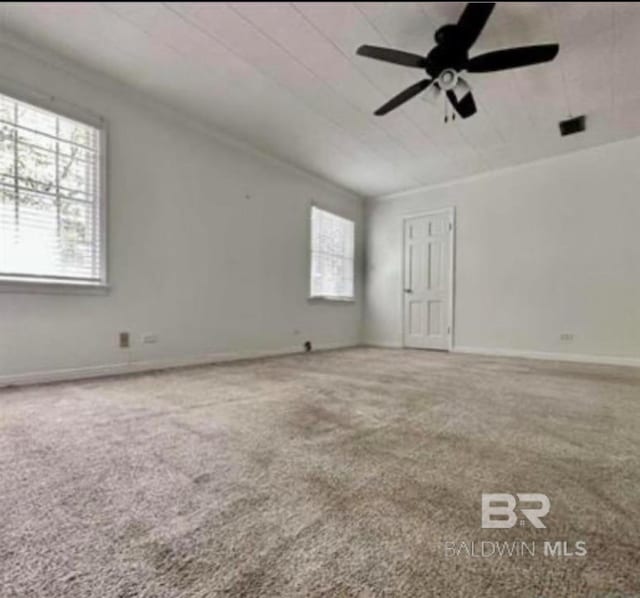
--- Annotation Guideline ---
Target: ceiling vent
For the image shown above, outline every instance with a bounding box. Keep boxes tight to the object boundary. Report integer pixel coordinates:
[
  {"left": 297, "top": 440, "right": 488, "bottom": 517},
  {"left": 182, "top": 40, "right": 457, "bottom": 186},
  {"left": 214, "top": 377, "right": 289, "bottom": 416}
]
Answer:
[{"left": 559, "top": 115, "right": 586, "bottom": 136}]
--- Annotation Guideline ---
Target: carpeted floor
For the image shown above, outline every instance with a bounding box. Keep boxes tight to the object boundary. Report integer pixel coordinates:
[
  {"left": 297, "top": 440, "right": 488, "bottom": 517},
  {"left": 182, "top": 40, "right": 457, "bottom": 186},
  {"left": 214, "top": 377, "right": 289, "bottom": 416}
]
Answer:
[{"left": 1, "top": 348, "right": 639, "bottom": 597}]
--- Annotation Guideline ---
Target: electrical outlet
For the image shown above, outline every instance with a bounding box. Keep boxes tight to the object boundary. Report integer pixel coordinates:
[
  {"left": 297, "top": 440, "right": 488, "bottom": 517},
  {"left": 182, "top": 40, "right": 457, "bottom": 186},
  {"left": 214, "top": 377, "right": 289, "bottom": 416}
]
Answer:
[
  {"left": 119, "top": 332, "right": 130, "bottom": 348},
  {"left": 142, "top": 333, "right": 158, "bottom": 344},
  {"left": 560, "top": 333, "right": 574, "bottom": 342}
]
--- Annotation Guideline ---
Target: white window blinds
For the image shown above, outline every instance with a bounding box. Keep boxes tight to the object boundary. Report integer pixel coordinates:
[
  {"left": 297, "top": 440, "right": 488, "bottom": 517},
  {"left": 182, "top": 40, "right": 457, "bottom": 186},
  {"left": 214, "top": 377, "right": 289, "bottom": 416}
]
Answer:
[
  {"left": 0, "top": 92, "right": 103, "bottom": 284},
  {"left": 310, "top": 206, "right": 354, "bottom": 300}
]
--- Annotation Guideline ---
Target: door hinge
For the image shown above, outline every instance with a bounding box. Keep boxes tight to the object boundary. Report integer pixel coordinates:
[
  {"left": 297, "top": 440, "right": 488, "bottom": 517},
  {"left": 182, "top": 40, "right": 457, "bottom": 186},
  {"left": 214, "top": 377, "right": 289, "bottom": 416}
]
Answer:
[
  {"left": 447, "top": 326, "right": 451, "bottom": 334},
  {"left": 449, "top": 222, "right": 453, "bottom": 231}
]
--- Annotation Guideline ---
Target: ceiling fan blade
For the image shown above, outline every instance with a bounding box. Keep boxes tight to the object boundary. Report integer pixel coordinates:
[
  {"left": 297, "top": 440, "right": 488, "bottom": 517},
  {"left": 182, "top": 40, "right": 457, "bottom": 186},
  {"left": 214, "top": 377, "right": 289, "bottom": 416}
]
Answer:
[
  {"left": 446, "top": 81, "right": 477, "bottom": 119},
  {"left": 456, "top": 2, "right": 495, "bottom": 49},
  {"left": 357, "top": 45, "right": 426, "bottom": 68},
  {"left": 375, "top": 79, "right": 433, "bottom": 116},
  {"left": 467, "top": 44, "right": 559, "bottom": 72}
]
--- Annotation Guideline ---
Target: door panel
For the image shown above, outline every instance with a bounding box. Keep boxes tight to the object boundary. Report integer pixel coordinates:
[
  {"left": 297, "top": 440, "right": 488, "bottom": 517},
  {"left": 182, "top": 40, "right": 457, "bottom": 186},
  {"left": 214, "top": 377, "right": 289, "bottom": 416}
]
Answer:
[
  {"left": 403, "top": 210, "right": 453, "bottom": 350},
  {"left": 429, "top": 241, "right": 443, "bottom": 290},
  {"left": 428, "top": 300, "right": 442, "bottom": 336},
  {"left": 408, "top": 300, "right": 423, "bottom": 337}
]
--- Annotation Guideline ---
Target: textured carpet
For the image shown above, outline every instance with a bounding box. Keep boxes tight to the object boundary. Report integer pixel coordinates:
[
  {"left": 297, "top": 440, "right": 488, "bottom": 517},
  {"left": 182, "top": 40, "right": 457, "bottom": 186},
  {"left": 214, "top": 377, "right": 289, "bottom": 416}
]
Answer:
[{"left": 1, "top": 348, "right": 639, "bottom": 597}]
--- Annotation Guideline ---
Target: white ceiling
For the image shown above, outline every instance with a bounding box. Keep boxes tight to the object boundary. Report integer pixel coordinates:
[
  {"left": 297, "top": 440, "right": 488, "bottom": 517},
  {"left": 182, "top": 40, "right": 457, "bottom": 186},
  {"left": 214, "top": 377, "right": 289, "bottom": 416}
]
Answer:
[{"left": 1, "top": 3, "right": 640, "bottom": 197}]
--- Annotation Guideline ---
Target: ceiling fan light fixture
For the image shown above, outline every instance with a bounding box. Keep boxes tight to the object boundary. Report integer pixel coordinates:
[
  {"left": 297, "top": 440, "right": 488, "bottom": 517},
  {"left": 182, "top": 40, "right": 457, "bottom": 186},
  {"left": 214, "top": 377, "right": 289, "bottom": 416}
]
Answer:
[
  {"left": 438, "top": 69, "right": 459, "bottom": 91},
  {"left": 356, "top": 3, "right": 559, "bottom": 121}
]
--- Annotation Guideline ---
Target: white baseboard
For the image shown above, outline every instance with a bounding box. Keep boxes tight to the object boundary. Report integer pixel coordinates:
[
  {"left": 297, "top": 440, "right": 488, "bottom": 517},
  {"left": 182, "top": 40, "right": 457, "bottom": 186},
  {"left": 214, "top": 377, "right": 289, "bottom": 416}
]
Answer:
[
  {"left": 453, "top": 345, "right": 640, "bottom": 368},
  {"left": 5, "top": 343, "right": 637, "bottom": 388},
  {"left": 363, "top": 341, "right": 404, "bottom": 349},
  {"left": 0, "top": 342, "right": 358, "bottom": 388}
]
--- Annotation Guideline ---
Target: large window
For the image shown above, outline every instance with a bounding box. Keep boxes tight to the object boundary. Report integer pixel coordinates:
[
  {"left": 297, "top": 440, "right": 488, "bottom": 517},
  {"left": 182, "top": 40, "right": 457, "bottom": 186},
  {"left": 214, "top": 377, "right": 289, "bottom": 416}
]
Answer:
[
  {"left": 310, "top": 206, "right": 354, "bottom": 300},
  {"left": 0, "top": 91, "right": 104, "bottom": 286}
]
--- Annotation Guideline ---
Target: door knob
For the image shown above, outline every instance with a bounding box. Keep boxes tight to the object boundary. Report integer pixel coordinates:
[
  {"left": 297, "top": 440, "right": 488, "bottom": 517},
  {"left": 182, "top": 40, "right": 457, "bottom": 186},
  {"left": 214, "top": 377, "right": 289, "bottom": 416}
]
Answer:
[{"left": 404, "top": 288, "right": 413, "bottom": 293}]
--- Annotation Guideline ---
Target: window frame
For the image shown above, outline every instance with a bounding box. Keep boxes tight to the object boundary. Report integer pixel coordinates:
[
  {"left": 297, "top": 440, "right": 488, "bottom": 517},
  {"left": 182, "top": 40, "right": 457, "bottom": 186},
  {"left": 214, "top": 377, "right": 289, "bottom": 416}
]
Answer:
[
  {"left": 308, "top": 204, "right": 355, "bottom": 303},
  {"left": 0, "top": 82, "right": 108, "bottom": 295}
]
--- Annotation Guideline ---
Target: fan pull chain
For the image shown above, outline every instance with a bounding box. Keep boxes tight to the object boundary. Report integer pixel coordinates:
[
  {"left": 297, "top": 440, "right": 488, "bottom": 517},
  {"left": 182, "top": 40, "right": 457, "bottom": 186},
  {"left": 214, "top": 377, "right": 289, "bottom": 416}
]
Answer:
[{"left": 444, "top": 98, "right": 448, "bottom": 123}]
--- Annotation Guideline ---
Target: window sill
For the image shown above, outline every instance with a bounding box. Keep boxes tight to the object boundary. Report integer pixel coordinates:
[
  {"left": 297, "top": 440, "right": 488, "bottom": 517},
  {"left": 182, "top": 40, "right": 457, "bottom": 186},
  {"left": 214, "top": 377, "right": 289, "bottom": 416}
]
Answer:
[
  {"left": 308, "top": 295, "right": 355, "bottom": 303},
  {"left": 0, "top": 278, "right": 110, "bottom": 296}
]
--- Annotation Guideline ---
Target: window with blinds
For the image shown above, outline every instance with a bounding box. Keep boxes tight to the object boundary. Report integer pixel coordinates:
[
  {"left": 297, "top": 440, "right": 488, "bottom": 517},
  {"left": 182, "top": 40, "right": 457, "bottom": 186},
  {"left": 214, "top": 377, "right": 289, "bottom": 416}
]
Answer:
[
  {"left": 310, "top": 206, "right": 354, "bottom": 300},
  {"left": 0, "top": 92, "right": 103, "bottom": 286}
]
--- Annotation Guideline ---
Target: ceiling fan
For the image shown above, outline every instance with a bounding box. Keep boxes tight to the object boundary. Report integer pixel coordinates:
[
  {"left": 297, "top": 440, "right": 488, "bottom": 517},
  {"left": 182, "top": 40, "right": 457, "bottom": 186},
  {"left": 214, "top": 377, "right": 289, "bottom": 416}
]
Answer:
[{"left": 356, "top": 3, "right": 559, "bottom": 120}]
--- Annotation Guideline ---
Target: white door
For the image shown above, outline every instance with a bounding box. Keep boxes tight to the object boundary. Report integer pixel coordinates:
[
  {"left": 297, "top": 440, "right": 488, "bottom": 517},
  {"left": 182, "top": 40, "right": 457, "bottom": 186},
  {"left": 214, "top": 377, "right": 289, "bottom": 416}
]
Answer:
[{"left": 403, "top": 209, "right": 454, "bottom": 350}]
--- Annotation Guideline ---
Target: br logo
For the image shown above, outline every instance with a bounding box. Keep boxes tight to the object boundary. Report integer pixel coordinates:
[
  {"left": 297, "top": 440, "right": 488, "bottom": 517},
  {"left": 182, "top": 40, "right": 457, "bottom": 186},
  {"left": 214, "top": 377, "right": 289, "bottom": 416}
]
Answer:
[{"left": 481, "top": 493, "right": 550, "bottom": 529}]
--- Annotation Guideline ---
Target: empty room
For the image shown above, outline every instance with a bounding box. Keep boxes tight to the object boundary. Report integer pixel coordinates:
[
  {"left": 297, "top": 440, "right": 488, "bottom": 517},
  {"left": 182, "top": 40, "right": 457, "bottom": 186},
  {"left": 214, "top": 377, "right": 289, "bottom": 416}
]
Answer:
[{"left": 1, "top": 2, "right": 639, "bottom": 596}]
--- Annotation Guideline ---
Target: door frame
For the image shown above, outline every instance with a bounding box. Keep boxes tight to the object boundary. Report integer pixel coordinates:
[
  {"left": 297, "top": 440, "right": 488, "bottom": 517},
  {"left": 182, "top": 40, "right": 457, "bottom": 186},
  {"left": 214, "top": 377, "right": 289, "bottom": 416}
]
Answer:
[{"left": 401, "top": 207, "right": 456, "bottom": 351}]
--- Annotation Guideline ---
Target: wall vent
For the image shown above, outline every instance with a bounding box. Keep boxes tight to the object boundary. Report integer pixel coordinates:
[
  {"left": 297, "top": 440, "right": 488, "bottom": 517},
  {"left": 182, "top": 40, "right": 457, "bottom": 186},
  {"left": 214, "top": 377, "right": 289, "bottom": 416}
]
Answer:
[{"left": 559, "top": 115, "right": 586, "bottom": 136}]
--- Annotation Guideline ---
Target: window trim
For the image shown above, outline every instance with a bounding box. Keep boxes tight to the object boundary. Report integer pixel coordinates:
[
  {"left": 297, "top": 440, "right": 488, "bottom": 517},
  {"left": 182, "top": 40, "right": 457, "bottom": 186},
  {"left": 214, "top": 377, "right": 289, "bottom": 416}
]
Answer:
[
  {"left": 308, "top": 203, "right": 355, "bottom": 302},
  {"left": 0, "top": 81, "right": 108, "bottom": 294}
]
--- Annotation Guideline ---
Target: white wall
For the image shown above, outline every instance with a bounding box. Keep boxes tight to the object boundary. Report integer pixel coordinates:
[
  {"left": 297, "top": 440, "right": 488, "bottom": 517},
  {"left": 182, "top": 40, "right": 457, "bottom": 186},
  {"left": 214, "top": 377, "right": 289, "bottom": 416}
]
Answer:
[
  {"left": 366, "top": 138, "right": 640, "bottom": 365},
  {"left": 0, "top": 40, "right": 364, "bottom": 384}
]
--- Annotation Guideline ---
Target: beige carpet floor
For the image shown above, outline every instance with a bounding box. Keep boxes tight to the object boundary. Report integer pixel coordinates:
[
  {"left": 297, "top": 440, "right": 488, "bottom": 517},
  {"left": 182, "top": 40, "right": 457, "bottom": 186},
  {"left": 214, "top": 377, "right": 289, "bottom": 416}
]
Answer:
[{"left": 0, "top": 347, "right": 639, "bottom": 597}]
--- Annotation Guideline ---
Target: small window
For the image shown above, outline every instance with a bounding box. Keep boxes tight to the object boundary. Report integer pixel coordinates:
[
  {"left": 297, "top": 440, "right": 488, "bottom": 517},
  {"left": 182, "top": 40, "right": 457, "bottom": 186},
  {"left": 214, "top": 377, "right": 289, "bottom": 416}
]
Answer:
[
  {"left": 0, "top": 91, "right": 104, "bottom": 287},
  {"left": 310, "top": 206, "right": 354, "bottom": 300}
]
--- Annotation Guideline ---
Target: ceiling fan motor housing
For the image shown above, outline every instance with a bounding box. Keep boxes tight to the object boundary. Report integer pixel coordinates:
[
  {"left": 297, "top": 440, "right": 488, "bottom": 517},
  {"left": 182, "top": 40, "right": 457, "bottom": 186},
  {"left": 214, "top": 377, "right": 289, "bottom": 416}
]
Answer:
[{"left": 424, "top": 43, "right": 468, "bottom": 79}]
